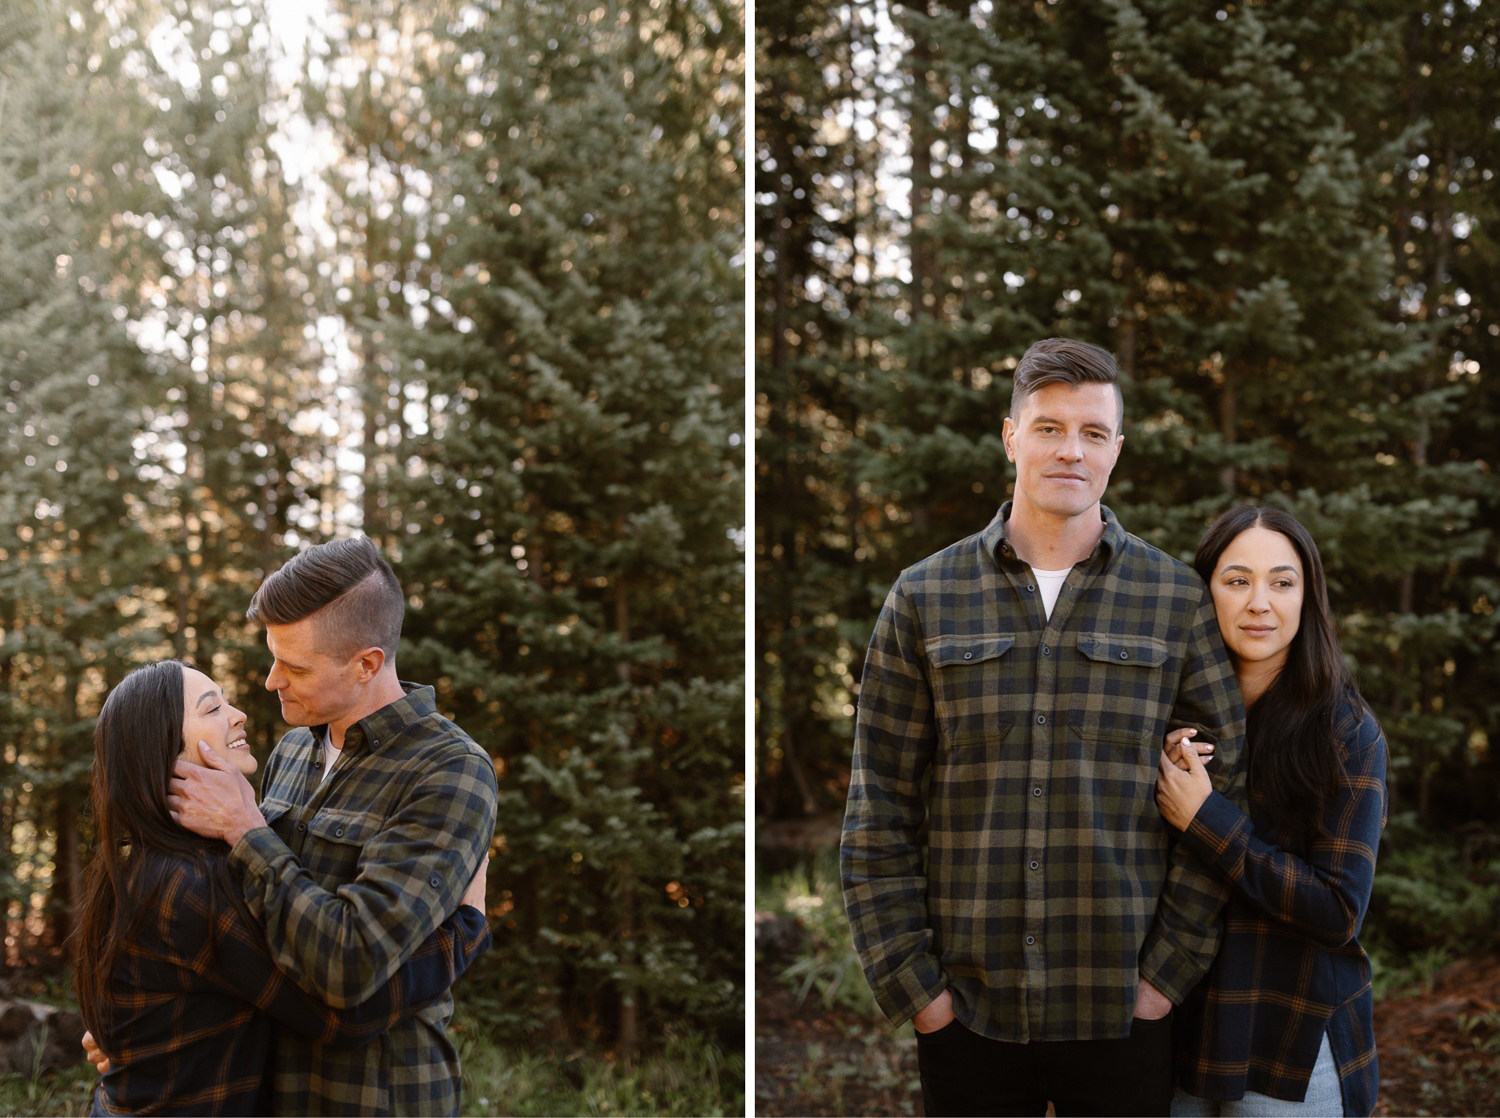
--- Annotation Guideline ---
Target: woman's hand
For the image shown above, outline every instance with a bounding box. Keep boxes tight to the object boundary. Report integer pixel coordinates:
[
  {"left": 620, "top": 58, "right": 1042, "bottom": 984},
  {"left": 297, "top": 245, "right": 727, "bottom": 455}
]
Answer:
[
  {"left": 1163, "top": 726, "right": 1214, "bottom": 771},
  {"left": 82, "top": 1030, "right": 110, "bottom": 1075},
  {"left": 1157, "top": 733, "right": 1214, "bottom": 831},
  {"left": 461, "top": 853, "right": 489, "bottom": 913}
]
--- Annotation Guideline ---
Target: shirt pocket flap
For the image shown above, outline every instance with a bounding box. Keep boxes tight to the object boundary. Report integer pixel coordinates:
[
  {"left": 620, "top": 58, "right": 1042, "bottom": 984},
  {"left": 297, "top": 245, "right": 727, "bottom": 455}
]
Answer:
[
  {"left": 927, "top": 635, "right": 1016, "bottom": 669},
  {"left": 260, "top": 798, "right": 295, "bottom": 826},
  {"left": 307, "top": 809, "right": 381, "bottom": 846},
  {"left": 1076, "top": 633, "right": 1168, "bottom": 667}
]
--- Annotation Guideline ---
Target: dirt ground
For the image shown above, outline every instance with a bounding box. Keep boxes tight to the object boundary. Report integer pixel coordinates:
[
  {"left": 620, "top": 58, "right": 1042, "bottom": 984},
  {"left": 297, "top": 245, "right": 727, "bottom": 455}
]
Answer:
[
  {"left": 757, "top": 956, "right": 1500, "bottom": 1117},
  {"left": 1373, "top": 953, "right": 1500, "bottom": 1117}
]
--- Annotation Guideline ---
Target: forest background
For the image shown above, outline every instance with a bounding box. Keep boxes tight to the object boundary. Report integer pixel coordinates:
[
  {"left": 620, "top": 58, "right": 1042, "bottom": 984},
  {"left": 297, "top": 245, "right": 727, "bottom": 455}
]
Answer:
[
  {"left": 757, "top": 0, "right": 1500, "bottom": 1111},
  {"left": 0, "top": 0, "right": 744, "bottom": 1112}
]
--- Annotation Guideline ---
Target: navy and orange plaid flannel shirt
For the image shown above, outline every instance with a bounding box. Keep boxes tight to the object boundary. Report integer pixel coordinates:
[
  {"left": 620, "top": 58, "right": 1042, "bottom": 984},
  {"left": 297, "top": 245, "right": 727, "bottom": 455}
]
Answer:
[
  {"left": 842, "top": 503, "right": 1248, "bottom": 1042},
  {"left": 1174, "top": 697, "right": 1388, "bottom": 1116}
]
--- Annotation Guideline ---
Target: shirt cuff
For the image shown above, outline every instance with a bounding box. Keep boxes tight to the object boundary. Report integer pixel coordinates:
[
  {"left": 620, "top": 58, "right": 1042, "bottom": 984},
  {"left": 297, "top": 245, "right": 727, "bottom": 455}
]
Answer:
[
  {"left": 871, "top": 951, "right": 946, "bottom": 1027},
  {"left": 227, "top": 825, "right": 294, "bottom": 882},
  {"left": 1178, "top": 790, "right": 1252, "bottom": 885},
  {"left": 1137, "top": 934, "right": 1199, "bottom": 1006}
]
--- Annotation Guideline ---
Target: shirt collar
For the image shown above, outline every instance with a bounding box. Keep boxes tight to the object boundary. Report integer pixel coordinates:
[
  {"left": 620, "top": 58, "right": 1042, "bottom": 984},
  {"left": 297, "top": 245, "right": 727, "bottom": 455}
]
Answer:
[
  {"left": 310, "top": 681, "right": 436, "bottom": 754},
  {"left": 981, "top": 500, "right": 1125, "bottom": 567}
]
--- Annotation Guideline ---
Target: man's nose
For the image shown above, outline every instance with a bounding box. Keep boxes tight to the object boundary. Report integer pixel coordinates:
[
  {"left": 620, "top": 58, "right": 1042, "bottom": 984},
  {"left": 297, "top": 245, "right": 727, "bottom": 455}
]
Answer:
[{"left": 1055, "top": 435, "right": 1084, "bottom": 460}]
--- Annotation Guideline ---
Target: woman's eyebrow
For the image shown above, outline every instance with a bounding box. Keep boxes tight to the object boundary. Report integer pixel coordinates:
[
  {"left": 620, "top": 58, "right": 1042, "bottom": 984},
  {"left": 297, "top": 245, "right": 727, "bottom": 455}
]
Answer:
[{"left": 197, "top": 689, "right": 220, "bottom": 708}]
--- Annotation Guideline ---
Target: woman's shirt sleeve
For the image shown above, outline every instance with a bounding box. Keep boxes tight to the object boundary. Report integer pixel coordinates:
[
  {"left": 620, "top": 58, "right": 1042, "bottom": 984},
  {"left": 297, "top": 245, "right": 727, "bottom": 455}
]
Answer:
[
  {"left": 203, "top": 902, "right": 491, "bottom": 1049},
  {"left": 1176, "top": 706, "right": 1388, "bottom": 950}
]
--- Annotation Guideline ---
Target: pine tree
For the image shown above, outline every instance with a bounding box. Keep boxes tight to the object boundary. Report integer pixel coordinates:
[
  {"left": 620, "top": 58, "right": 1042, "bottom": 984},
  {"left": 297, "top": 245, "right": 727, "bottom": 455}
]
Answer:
[
  {"left": 755, "top": 0, "right": 1500, "bottom": 863},
  {"left": 358, "top": 0, "right": 746, "bottom": 1050}
]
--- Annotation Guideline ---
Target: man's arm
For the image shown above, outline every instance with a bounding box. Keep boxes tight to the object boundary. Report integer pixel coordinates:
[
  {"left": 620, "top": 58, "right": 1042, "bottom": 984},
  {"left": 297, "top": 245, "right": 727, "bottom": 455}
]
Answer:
[
  {"left": 1137, "top": 590, "right": 1248, "bottom": 1006},
  {"left": 169, "top": 739, "right": 498, "bottom": 1008},
  {"left": 840, "top": 577, "right": 944, "bottom": 1027},
  {"left": 232, "top": 749, "right": 498, "bottom": 1008}
]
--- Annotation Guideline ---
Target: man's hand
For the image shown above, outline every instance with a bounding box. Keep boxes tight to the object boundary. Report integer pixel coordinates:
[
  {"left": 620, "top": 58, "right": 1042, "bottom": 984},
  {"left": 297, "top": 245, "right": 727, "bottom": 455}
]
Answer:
[
  {"left": 1134, "top": 977, "right": 1173, "bottom": 1020},
  {"left": 167, "top": 741, "right": 268, "bottom": 848},
  {"left": 461, "top": 853, "right": 489, "bottom": 913},
  {"left": 82, "top": 1030, "right": 110, "bottom": 1075},
  {"left": 912, "top": 987, "right": 956, "bottom": 1034}
]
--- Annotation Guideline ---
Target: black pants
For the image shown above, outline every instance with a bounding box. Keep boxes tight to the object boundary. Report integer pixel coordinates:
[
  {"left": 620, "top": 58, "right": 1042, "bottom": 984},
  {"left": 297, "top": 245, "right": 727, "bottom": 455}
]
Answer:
[{"left": 916, "top": 1013, "right": 1175, "bottom": 1117}]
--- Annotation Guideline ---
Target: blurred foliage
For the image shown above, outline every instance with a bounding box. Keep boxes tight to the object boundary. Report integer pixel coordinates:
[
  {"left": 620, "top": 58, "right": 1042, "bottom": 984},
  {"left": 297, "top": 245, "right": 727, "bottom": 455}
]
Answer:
[
  {"left": 0, "top": 0, "right": 744, "bottom": 1062},
  {"left": 760, "top": 849, "right": 875, "bottom": 1016}
]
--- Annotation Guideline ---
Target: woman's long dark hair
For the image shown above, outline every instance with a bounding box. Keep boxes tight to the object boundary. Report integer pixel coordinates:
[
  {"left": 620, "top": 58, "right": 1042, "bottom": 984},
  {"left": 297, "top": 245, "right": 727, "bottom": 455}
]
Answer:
[
  {"left": 70, "top": 661, "right": 247, "bottom": 1047},
  {"left": 1195, "top": 506, "right": 1360, "bottom": 852}
]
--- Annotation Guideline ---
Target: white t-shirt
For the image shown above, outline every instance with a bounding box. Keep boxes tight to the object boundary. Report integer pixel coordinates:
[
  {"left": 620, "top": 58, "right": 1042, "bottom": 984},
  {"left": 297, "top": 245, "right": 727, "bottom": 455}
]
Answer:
[
  {"left": 1032, "top": 566, "right": 1072, "bottom": 619},
  {"left": 320, "top": 730, "right": 343, "bottom": 785}
]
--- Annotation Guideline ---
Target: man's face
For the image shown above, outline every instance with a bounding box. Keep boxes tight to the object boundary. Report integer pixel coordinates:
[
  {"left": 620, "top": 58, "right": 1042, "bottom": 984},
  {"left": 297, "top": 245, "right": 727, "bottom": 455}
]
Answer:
[
  {"left": 263, "top": 616, "right": 363, "bottom": 728},
  {"left": 1002, "top": 381, "right": 1124, "bottom": 520}
]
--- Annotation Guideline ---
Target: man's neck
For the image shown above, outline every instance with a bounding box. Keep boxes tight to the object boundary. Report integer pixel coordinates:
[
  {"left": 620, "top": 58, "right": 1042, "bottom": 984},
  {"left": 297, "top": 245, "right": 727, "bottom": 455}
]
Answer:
[
  {"left": 1004, "top": 498, "right": 1106, "bottom": 570},
  {"left": 326, "top": 674, "right": 407, "bottom": 751}
]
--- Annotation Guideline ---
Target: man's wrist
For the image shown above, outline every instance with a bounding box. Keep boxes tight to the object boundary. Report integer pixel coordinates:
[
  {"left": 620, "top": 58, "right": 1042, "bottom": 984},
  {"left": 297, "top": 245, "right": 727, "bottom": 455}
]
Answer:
[{"left": 223, "top": 808, "right": 268, "bottom": 849}]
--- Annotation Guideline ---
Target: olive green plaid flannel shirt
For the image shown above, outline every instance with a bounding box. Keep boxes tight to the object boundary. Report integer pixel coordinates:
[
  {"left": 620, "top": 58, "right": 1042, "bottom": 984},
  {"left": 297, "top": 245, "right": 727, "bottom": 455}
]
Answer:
[
  {"left": 841, "top": 503, "right": 1248, "bottom": 1042},
  {"left": 228, "top": 683, "right": 498, "bottom": 1116}
]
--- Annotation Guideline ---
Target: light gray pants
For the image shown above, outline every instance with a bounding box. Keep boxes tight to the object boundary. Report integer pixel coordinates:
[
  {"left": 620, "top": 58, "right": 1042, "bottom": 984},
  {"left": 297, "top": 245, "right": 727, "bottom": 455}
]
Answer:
[{"left": 1171, "top": 1032, "right": 1343, "bottom": 1117}]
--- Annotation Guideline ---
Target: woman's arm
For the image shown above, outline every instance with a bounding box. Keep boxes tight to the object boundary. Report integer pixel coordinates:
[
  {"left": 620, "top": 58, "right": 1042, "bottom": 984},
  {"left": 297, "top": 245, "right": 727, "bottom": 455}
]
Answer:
[{"left": 1158, "top": 710, "right": 1387, "bottom": 949}]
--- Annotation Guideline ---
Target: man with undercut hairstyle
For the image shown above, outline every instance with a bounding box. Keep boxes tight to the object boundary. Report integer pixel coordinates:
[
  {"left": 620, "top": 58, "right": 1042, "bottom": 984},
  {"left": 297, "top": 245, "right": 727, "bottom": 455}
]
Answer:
[
  {"left": 166, "top": 535, "right": 498, "bottom": 1116},
  {"left": 841, "top": 337, "right": 1249, "bottom": 1116}
]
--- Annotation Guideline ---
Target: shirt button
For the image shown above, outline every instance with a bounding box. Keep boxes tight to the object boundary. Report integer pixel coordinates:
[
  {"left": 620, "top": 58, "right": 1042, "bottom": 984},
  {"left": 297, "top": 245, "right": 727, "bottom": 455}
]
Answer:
[
  {"left": 1030, "top": 860, "right": 1039, "bottom": 870},
  {"left": 1042, "top": 646, "right": 1050, "bottom": 656},
  {"left": 335, "top": 826, "right": 345, "bottom": 837},
  {"left": 297, "top": 822, "right": 307, "bottom": 832},
  {"left": 1026, "top": 584, "right": 1036, "bottom": 592},
  {"left": 1026, "top": 936, "right": 1036, "bottom": 945},
  {"left": 429, "top": 875, "right": 441, "bottom": 887},
  {"left": 1120, "top": 650, "right": 1129, "bottom": 660},
  {"left": 964, "top": 651, "right": 973, "bottom": 660},
  {"left": 1036, "top": 715, "right": 1046, "bottom": 724},
  {"left": 1032, "top": 787, "right": 1042, "bottom": 797}
]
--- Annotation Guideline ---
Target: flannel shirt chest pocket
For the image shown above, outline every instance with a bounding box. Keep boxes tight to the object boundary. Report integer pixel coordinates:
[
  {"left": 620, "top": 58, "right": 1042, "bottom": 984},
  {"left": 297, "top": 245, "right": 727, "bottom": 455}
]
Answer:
[
  {"left": 1068, "top": 632, "right": 1171, "bottom": 757},
  {"left": 926, "top": 635, "right": 1018, "bottom": 748},
  {"left": 302, "top": 807, "right": 382, "bottom": 878}
]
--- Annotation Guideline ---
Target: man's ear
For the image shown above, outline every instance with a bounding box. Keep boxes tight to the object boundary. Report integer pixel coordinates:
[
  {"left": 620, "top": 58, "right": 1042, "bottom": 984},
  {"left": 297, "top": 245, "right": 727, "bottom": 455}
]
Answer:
[
  {"left": 356, "top": 647, "right": 386, "bottom": 682},
  {"left": 1002, "top": 415, "right": 1017, "bottom": 462}
]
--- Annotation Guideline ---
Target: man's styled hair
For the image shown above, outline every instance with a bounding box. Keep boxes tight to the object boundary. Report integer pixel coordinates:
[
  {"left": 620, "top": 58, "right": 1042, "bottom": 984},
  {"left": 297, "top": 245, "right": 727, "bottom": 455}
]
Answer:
[
  {"left": 1010, "top": 337, "right": 1125, "bottom": 435},
  {"left": 247, "top": 536, "right": 404, "bottom": 661}
]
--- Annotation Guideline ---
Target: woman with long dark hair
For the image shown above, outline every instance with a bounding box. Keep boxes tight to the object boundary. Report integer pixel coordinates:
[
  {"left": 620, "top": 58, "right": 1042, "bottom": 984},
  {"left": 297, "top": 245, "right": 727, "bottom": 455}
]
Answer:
[
  {"left": 75, "top": 660, "right": 490, "bottom": 1116},
  {"left": 1156, "top": 506, "right": 1387, "bottom": 1117}
]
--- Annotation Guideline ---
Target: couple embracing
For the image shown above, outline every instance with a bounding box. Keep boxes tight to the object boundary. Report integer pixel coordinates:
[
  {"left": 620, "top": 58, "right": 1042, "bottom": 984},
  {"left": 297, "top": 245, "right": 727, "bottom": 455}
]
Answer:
[
  {"left": 842, "top": 339, "right": 1388, "bottom": 1117},
  {"left": 76, "top": 536, "right": 498, "bottom": 1116}
]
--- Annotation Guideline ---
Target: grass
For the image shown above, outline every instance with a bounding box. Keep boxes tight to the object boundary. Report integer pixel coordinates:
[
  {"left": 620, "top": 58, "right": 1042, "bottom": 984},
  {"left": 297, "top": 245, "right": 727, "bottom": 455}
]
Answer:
[
  {"left": 0, "top": 1029, "right": 742, "bottom": 1117},
  {"left": 455, "top": 1021, "right": 744, "bottom": 1116},
  {"left": 0, "top": 1061, "right": 98, "bottom": 1118},
  {"left": 759, "top": 848, "right": 875, "bottom": 1018}
]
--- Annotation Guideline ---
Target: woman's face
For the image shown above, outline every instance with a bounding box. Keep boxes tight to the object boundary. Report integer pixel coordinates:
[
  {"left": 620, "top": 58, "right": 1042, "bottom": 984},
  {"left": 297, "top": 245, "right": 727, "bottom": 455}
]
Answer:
[
  {"left": 1209, "top": 526, "right": 1305, "bottom": 669},
  {"left": 180, "top": 666, "right": 255, "bottom": 776}
]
